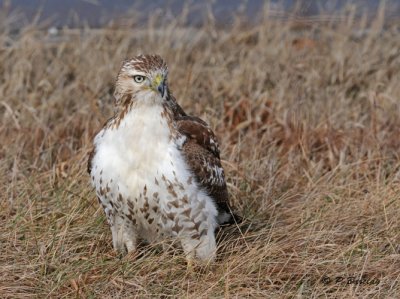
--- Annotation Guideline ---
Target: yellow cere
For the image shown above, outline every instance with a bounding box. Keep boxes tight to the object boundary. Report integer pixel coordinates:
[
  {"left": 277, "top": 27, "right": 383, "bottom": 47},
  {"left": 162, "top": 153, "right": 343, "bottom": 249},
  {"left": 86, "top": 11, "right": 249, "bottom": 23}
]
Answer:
[{"left": 151, "top": 74, "right": 163, "bottom": 90}]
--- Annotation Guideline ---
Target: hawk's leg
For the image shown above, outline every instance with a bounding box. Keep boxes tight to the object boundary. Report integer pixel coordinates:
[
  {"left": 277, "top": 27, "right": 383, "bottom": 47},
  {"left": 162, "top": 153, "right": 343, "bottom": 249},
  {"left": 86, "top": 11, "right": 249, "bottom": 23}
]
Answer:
[
  {"left": 180, "top": 240, "right": 196, "bottom": 270},
  {"left": 109, "top": 213, "right": 137, "bottom": 254},
  {"left": 180, "top": 229, "right": 216, "bottom": 265}
]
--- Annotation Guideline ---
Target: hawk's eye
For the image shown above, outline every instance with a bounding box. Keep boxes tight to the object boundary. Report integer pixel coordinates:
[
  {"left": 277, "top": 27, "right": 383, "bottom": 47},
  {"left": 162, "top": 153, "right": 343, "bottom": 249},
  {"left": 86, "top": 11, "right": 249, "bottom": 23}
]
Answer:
[{"left": 133, "top": 75, "right": 145, "bottom": 83}]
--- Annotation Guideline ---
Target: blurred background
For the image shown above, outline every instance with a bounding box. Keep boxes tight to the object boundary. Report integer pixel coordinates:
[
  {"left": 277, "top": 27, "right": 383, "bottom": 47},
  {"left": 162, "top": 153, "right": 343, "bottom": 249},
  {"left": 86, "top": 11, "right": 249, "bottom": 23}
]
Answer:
[{"left": 2, "top": 0, "right": 400, "bottom": 28}]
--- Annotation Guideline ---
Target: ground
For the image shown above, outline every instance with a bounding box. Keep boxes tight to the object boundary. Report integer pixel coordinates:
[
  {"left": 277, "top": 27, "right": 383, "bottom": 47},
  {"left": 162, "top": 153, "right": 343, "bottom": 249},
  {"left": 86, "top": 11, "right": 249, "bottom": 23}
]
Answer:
[{"left": 0, "top": 6, "right": 399, "bottom": 298}]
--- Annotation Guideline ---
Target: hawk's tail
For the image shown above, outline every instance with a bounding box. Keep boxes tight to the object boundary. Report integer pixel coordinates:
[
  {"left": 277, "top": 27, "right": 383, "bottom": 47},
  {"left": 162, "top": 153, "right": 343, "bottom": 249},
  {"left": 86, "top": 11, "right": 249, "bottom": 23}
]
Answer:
[{"left": 217, "top": 210, "right": 243, "bottom": 226}]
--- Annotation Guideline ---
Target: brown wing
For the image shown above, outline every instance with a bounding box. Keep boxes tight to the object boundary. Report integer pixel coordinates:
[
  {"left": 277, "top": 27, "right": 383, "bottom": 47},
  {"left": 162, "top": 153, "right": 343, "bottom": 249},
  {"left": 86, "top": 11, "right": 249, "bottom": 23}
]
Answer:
[
  {"left": 166, "top": 92, "right": 220, "bottom": 158},
  {"left": 175, "top": 114, "right": 240, "bottom": 225},
  {"left": 177, "top": 116, "right": 221, "bottom": 159},
  {"left": 87, "top": 147, "right": 95, "bottom": 174}
]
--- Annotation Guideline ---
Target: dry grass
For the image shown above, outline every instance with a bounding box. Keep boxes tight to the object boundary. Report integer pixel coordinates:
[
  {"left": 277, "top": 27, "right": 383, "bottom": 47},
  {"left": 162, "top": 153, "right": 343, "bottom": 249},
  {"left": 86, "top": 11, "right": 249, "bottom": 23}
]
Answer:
[{"left": 1, "top": 4, "right": 400, "bottom": 298}]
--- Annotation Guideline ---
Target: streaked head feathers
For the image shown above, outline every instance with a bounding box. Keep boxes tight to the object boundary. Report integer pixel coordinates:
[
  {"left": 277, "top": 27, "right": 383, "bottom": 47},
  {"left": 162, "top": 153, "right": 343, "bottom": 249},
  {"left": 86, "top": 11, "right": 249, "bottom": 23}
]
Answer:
[{"left": 114, "top": 54, "right": 168, "bottom": 105}]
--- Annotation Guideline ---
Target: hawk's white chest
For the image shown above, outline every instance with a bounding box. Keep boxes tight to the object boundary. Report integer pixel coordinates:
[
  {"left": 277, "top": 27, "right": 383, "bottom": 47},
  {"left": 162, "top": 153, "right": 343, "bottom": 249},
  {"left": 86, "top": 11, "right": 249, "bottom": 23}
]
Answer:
[
  {"left": 93, "top": 105, "right": 176, "bottom": 193},
  {"left": 90, "top": 104, "right": 218, "bottom": 244}
]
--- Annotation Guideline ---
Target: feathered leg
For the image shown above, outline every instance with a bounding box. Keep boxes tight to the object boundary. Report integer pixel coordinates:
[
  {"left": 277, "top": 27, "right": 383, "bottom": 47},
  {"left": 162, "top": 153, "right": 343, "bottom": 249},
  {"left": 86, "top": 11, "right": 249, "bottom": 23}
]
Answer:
[
  {"left": 108, "top": 212, "right": 137, "bottom": 254},
  {"left": 180, "top": 228, "right": 216, "bottom": 269}
]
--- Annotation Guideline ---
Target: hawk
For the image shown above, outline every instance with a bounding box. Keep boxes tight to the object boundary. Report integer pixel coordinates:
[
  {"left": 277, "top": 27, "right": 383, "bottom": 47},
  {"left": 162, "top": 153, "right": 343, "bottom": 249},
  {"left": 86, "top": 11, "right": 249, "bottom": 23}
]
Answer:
[{"left": 88, "top": 54, "right": 239, "bottom": 264}]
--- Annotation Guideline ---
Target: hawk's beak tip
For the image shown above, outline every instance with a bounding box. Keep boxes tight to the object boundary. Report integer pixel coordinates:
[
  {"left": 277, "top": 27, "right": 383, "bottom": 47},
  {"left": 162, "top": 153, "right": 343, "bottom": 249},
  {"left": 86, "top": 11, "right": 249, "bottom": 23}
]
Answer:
[{"left": 157, "top": 84, "right": 165, "bottom": 97}]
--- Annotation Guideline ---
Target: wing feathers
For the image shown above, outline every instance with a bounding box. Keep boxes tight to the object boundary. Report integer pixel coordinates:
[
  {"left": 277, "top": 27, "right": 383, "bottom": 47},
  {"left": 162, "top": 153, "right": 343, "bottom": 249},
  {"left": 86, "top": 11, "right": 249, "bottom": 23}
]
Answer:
[
  {"left": 174, "top": 112, "right": 240, "bottom": 225},
  {"left": 176, "top": 116, "right": 220, "bottom": 159}
]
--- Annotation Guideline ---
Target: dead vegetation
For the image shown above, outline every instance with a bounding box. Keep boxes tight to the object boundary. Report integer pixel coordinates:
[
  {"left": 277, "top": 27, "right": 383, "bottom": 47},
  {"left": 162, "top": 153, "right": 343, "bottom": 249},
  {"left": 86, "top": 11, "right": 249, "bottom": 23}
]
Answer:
[{"left": 0, "top": 4, "right": 399, "bottom": 298}]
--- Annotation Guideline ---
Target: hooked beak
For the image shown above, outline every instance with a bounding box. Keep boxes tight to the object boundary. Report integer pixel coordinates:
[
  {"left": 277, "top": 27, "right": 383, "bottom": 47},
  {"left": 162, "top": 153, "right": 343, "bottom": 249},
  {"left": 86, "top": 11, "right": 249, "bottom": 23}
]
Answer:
[
  {"left": 152, "top": 74, "right": 166, "bottom": 97},
  {"left": 157, "top": 82, "right": 165, "bottom": 97}
]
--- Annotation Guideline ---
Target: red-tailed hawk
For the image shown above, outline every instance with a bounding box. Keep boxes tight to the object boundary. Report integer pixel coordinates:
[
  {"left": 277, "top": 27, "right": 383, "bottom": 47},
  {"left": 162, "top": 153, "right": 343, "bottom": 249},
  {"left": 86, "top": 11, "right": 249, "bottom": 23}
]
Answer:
[{"left": 88, "top": 54, "right": 240, "bottom": 264}]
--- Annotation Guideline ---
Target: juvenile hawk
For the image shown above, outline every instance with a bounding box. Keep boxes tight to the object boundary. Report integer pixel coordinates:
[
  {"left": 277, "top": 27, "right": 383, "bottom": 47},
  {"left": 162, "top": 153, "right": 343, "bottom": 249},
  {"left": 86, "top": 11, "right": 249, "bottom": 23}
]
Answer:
[{"left": 88, "top": 54, "right": 239, "bottom": 263}]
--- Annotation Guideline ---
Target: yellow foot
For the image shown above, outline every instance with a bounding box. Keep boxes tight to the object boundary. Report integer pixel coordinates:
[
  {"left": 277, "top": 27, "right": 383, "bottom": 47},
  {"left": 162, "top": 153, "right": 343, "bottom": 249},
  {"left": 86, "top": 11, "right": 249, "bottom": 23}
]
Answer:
[{"left": 186, "top": 257, "right": 194, "bottom": 273}]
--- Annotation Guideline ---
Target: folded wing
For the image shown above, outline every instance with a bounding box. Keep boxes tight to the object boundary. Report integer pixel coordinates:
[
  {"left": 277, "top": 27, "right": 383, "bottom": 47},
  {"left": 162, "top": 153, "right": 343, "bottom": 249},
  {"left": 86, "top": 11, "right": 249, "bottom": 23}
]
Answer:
[{"left": 175, "top": 113, "right": 240, "bottom": 225}]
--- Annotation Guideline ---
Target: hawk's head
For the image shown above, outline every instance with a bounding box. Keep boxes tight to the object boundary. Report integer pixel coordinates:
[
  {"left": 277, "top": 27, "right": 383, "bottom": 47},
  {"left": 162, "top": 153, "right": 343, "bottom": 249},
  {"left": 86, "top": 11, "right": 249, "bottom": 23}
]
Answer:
[{"left": 114, "top": 54, "right": 168, "bottom": 106}]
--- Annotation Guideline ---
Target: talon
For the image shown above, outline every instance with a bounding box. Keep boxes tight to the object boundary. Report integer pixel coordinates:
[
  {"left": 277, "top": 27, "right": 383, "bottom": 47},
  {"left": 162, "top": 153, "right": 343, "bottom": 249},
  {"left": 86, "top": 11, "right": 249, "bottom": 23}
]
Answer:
[{"left": 186, "top": 257, "right": 194, "bottom": 272}]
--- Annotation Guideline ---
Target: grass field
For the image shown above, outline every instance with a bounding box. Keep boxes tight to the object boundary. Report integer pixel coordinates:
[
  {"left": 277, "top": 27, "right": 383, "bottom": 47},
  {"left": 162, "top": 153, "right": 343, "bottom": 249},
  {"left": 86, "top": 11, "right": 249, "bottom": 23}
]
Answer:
[{"left": 1, "top": 4, "right": 399, "bottom": 298}]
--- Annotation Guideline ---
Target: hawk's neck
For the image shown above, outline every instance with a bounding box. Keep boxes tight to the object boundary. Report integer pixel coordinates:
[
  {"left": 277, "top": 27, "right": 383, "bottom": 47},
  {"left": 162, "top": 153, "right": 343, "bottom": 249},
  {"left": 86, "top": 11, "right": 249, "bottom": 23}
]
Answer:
[{"left": 106, "top": 100, "right": 177, "bottom": 140}]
